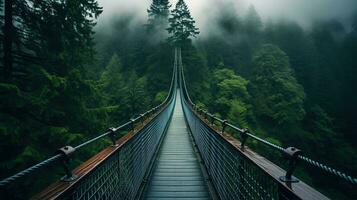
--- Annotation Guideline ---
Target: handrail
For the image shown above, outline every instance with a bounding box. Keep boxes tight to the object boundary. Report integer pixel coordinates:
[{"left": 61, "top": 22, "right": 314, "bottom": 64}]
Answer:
[
  {"left": 178, "top": 47, "right": 357, "bottom": 186},
  {"left": 0, "top": 49, "right": 178, "bottom": 188}
]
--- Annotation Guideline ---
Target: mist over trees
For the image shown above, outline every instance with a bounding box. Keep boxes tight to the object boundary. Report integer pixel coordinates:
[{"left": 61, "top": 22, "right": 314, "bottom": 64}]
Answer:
[
  {"left": 183, "top": 4, "right": 357, "bottom": 199},
  {"left": 167, "top": 0, "right": 199, "bottom": 45},
  {"left": 147, "top": 0, "right": 171, "bottom": 43},
  {"left": 0, "top": 0, "right": 356, "bottom": 199},
  {"left": 0, "top": 0, "right": 172, "bottom": 198}
]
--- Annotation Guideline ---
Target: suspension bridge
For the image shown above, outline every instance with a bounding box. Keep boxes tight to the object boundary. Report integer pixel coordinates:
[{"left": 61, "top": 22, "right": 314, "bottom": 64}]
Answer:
[{"left": 0, "top": 48, "right": 356, "bottom": 200}]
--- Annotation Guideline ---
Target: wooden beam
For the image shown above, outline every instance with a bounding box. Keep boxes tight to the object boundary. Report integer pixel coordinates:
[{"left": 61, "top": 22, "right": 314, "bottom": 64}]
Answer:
[{"left": 194, "top": 108, "right": 329, "bottom": 200}]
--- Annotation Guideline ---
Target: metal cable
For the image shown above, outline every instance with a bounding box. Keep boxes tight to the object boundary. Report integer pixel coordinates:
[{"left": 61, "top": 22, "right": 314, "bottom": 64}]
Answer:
[
  {"left": 68, "top": 60, "right": 177, "bottom": 199},
  {"left": 181, "top": 89, "right": 278, "bottom": 199},
  {"left": 0, "top": 48, "right": 178, "bottom": 188},
  {"left": 298, "top": 155, "right": 357, "bottom": 185},
  {"left": 0, "top": 155, "right": 62, "bottom": 187},
  {"left": 228, "top": 123, "right": 285, "bottom": 152},
  {"left": 178, "top": 47, "right": 357, "bottom": 186}
]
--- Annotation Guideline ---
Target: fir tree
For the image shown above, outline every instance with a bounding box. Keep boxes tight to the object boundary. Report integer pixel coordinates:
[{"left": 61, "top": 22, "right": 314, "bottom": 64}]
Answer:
[
  {"left": 352, "top": 12, "right": 357, "bottom": 34},
  {"left": 147, "top": 0, "right": 171, "bottom": 40},
  {"left": 167, "top": 0, "right": 199, "bottom": 45},
  {"left": 244, "top": 5, "right": 262, "bottom": 34},
  {"left": 2, "top": 0, "right": 13, "bottom": 81},
  {"left": 251, "top": 44, "right": 306, "bottom": 124},
  {"left": 148, "top": 0, "right": 171, "bottom": 20}
]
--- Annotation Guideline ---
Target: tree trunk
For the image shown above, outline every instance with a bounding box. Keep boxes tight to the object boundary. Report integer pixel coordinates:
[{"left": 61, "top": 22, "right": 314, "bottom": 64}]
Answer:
[{"left": 3, "top": 0, "right": 13, "bottom": 81}]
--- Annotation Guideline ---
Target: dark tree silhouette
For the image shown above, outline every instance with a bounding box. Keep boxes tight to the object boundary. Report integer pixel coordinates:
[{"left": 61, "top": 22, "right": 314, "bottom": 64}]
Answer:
[
  {"left": 147, "top": 0, "right": 171, "bottom": 41},
  {"left": 3, "top": 0, "right": 13, "bottom": 81},
  {"left": 167, "top": 0, "right": 199, "bottom": 45}
]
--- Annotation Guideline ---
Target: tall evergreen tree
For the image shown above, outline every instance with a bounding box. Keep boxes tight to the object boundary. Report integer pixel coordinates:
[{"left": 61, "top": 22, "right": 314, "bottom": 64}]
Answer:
[
  {"left": 353, "top": 13, "right": 357, "bottom": 33},
  {"left": 0, "top": 1, "right": 3, "bottom": 25},
  {"left": 167, "top": 0, "right": 199, "bottom": 45},
  {"left": 147, "top": 0, "right": 171, "bottom": 42},
  {"left": 251, "top": 44, "right": 306, "bottom": 125},
  {"left": 244, "top": 5, "right": 262, "bottom": 34},
  {"left": 1, "top": 0, "right": 42, "bottom": 82},
  {"left": 2, "top": 0, "right": 13, "bottom": 81},
  {"left": 27, "top": 0, "right": 102, "bottom": 75},
  {"left": 148, "top": 0, "right": 171, "bottom": 22},
  {"left": 0, "top": 1, "right": 104, "bottom": 198}
]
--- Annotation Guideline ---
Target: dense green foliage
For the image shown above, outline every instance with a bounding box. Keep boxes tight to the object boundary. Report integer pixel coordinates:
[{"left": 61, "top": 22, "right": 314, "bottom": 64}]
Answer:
[
  {"left": 147, "top": 0, "right": 171, "bottom": 43},
  {"left": 0, "top": 0, "right": 107, "bottom": 198},
  {"left": 148, "top": 0, "right": 171, "bottom": 22},
  {"left": 167, "top": 0, "right": 199, "bottom": 45},
  {"left": 211, "top": 68, "right": 252, "bottom": 128},
  {"left": 182, "top": 5, "right": 357, "bottom": 200},
  {"left": 0, "top": 0, "right": 356, "bottom": 199},
  {"left": 251, "top": 44, "right": 306, "bottom": 124},
  {"left": 0, "top": 0, "right": 173, "bottom": 199}
]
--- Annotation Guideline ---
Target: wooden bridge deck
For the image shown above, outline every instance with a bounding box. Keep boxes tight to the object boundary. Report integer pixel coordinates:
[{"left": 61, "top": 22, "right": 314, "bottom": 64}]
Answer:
[{"left": 144, "top": 90, "right": 211, "bottom": 200}]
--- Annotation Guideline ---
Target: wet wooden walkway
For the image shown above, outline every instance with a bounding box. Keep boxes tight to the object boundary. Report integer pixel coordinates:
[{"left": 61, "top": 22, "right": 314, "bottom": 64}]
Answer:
[{"left": 144, "top": 90, "right": 211, "bottom": 200}]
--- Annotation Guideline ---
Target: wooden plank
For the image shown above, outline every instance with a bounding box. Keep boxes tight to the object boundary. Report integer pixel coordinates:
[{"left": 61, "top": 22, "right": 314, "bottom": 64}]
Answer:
[
  {"left": 144, "top": 92, "right": 211, "bottom": 199},
  {"left": 150, "top": 180, "right": 207, "bottom": 186},
  {"left": 193, "top": 106, "right": 330, "bottom": 200},
  {"left": 146, "top": 191, "right": 209, "bottom": 198},
  {"left": 149, "top": 185, "right": 207, "bottom": 192},
  {"left": 145, "top": 198, "right": 210, "bottom": 200},
  {"left": 32, "top": 108, "right": 164, "bottom": 200}
]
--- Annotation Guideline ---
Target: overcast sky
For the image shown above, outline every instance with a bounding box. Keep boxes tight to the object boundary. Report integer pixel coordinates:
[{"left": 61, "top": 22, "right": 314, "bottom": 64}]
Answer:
[{"left": 96, "top": 0, "right": 357, "bottom": 32}]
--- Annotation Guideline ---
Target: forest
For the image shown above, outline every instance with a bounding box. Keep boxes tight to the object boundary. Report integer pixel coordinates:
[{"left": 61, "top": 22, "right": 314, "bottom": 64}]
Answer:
[{"left": 0, "top": 0, "right": 356, "bottom": 199}]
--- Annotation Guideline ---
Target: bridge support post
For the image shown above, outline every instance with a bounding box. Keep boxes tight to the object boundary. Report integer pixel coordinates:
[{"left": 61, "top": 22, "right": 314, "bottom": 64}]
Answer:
[
  {"left": 57, "top": 146, "right": 78, "bottom": 182},
  {"left": 221, "top": 120, "right": 227, "bottom": 134},
  {"left": 240, "top": 129, "right": 249, "bottom": 151},
  {"left": 149, "top": 108, "right": 154, "bottom": 117},
  {"left": 108, "top": 128, "right": 118, "bottom": 147},
  {"left": 279, "top": 147, "right": 302, "bottom": 183},
  {"left": 140, "top": 114, "right": 145, "bottom": 125},
  {"left": 210, "top": 115, "right": 215, "bottom": 125},
  {"left": 130, "top": 118, "right": 135, "bottom": 131}
]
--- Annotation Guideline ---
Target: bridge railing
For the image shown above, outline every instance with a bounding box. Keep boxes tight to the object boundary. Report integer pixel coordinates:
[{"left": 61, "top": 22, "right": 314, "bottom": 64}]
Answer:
[
  {"left": 177, "top": 47, "right": 356, "bottom": 199},
  {"left": 0, "top": 50, "right": 179, "bottom": 200}
]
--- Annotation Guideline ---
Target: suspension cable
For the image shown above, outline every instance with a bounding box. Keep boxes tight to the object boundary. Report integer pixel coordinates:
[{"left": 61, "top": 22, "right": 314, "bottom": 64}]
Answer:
[
  {"left": 178, "top": 47, "right": 357, "bottom": 185},
  {"left": 0, "top": 50, "right": 178, "bottom": 187}
]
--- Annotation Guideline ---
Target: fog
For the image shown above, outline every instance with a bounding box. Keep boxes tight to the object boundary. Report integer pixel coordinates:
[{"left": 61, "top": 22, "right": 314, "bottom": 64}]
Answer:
[{"left": 96, "top": 0, "right": 357, "bottom": 35}]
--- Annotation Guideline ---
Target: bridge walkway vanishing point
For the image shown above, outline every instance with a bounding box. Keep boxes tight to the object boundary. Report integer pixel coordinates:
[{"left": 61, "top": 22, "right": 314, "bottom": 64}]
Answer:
[
  {"left": 2, "top": 48, "right": 356, "bottom": 200},
  {"left": 144, "top": 89, "right": 211, "bottom": 200}
]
